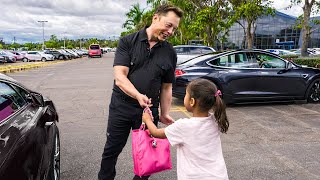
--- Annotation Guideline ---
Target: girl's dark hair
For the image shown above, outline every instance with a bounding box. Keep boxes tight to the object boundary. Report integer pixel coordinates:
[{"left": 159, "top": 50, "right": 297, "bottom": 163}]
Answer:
[
  {"left": 155, "top": 4, "right": 184, "bottom": 18},
  {"left": 187, "top": 79, "right": 229, "bottom": 133}
]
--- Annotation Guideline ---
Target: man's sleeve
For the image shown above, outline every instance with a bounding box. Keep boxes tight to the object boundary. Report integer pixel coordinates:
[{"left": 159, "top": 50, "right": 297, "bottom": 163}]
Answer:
[
  {"left": 164, "top": 119, "right": 185, "bottom": 147},
  {"left": 113, "top": 37, "right": 131, "bottom": 67},
  {"left": 162, "top": 50, "right": 177, "bottom": 83}
]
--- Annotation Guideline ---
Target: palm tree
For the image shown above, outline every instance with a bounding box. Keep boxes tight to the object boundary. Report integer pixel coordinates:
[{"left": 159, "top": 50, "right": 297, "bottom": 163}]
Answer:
[{"left": 123, "top": 3, "right": 145, "bottom": 30}]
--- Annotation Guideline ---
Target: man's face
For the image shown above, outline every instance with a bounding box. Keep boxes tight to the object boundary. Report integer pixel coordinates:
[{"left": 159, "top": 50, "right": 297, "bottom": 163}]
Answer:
[{"left": 152, "top": 11, "right": 180, "bottom": 41}]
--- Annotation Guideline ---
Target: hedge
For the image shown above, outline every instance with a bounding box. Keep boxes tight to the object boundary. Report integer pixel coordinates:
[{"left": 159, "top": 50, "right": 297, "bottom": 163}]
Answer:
[{"left": 292, "top": 57, "right": 320, "bottom": 68}]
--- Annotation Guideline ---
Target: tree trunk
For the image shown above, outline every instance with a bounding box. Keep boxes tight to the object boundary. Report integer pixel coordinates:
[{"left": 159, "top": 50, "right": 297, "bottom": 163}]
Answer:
[
  {"left": 246, "top": 22, "right": 253, "bottom": 49},
  {"left": 301, "top": 1, "right": 312, "bottom": 57}
]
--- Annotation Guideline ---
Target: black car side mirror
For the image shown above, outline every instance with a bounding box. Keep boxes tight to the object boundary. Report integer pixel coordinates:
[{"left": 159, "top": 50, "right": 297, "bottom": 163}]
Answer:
[{"left": 26, "top": 92, "right": 45, "bottom": 107}]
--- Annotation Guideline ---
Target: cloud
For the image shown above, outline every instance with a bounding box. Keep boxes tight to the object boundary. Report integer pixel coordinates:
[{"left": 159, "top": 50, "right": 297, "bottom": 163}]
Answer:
[{"left": 0, "top": 0, "right": 148, "bottom": 44}]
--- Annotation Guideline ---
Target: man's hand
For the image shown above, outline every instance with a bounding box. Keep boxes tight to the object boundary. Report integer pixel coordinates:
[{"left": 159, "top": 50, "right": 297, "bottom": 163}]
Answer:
[
  {"left": 136, "top": 93, "right": 152, "bottom": 108},
  {"left": 160, "top": 114, "right": 175, "bottom": 125}
]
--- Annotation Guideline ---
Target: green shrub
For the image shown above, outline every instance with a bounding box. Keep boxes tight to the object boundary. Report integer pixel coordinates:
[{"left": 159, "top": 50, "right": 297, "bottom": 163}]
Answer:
[
  {"left": 293, "top": 57, "right": 320, "bottom": 68},
  {"left": 280, "top": 54, "right": 299, "bottom": 60}
]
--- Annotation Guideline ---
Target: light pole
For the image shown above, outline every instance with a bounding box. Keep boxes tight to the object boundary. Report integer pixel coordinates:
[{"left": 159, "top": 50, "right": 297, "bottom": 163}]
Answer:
[{"left": 38, "top": 20, "right": 48, "bottom": 50}]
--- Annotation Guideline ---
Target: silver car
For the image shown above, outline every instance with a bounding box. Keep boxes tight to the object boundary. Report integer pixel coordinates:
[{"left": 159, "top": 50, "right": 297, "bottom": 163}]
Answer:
[{"left": 173, "top": 45, "right": 216, "bottom": 65}]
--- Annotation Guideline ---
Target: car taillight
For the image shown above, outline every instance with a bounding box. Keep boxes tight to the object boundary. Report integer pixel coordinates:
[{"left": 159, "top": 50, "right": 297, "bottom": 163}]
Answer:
[{"left": 175, "top": 69, "right": 185, "bottom": 77}]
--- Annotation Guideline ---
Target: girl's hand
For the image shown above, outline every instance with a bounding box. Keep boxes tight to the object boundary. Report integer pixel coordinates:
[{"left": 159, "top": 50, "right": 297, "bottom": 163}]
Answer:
[{"left": 142, "top": 112, "right": 152, "bottom": 123}]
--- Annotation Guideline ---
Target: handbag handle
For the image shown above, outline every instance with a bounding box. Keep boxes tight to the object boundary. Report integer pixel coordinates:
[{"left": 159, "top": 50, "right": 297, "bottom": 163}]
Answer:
[{"left": 141, "top": 107, "right": 157, "bottom": 148}]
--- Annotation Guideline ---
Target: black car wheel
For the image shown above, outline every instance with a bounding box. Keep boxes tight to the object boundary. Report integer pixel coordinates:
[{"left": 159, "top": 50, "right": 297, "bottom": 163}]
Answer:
[
  {"left": 23, "top": 58, "right": 28, "bottom": 62},
  {"left": 58, "top": 55, "right": 63, "bottom": 60},
  {"left": 307, "top": 78, "right": 320, "bottom": 103},
  {"left": 41, "top": 57, "right": 47, "bottom": 62},
  {"left": 47, "top": 126, "right": 60, "bottom": 180}
]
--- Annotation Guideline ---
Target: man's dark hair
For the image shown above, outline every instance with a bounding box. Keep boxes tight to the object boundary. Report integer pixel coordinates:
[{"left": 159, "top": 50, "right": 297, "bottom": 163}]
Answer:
[{"left": 155, "top": 4, "right": 183, "bottom": 18}]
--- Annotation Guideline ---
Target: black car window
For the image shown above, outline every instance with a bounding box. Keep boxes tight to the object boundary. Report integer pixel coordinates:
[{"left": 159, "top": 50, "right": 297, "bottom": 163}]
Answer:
[
  {"left": 0, "top": 82, "right": 27, "bottom": 122},
  {"left": 174, "top": 47, "right": 188, "bottom": 54},
  {"left": 255, "top": 53, "right": 286, "bottom": 68},
  {"left": 189, "top": 47, "right": 202, "bottom": 54},
  {"left": 201, "top": 47, "right": 214, "bottom": 54}
]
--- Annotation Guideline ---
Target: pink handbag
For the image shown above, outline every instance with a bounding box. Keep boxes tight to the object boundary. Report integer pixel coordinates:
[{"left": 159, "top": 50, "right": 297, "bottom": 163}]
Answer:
[{"left": 131, "top": 109, "right": 172, "bottom": 176}]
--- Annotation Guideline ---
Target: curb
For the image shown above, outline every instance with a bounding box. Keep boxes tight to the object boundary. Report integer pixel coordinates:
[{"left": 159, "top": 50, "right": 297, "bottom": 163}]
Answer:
[{"left": 0, "top": 60, "right": 65, "bottom": 73}]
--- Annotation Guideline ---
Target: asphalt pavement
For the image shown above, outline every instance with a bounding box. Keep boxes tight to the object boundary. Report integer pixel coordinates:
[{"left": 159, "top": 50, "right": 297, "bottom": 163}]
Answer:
[{"left": 5, "top": 53, "right": 320, "bottom": 180}]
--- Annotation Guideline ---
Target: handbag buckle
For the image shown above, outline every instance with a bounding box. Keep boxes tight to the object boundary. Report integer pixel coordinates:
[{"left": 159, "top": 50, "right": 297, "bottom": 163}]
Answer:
[{"left": 152, "top": 140, "right": 157, "bottom": 148}]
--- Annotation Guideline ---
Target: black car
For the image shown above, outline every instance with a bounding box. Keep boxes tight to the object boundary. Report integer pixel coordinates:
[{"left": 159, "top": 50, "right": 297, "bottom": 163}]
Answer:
[
  {"left": 44, "top": 50, "right": 69, "bottom": 60},
  {"left": 0, "top": 73, "right": 60, "bottom": 180},
  {"left": 173, "top": 49, "right": 320, "bottom": 104}
]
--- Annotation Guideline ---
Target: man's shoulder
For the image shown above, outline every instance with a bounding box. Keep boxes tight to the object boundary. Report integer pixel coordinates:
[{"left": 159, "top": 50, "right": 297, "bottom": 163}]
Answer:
[{"left": 121, "top": 30, "right": 143, "bottom": 43}]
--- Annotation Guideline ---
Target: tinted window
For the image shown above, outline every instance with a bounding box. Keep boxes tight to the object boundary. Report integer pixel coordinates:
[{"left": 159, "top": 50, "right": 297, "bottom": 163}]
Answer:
[
  {"left": 182, "top": 54, "right": 217, "bottom": 66},
  {"left": 90, "top": 45, "right": 100, "bottom": 50},
  {"left": 189, "top": 47, "right": 202, "bottom": 54},
  {"left": 202, "top": 47, "right": 214, "bottom": 54},
  {"left": 209, "top": 53, "right": 260, "bottom": 68},
  {"left": 0, "top": 82, "right": 27, "bottom": 122},
  {"left": 174, "top": 47, "right": 188, "bottom": 54},
  {"left": 255, "top": 53, "right": 286, "bottom": 68}
]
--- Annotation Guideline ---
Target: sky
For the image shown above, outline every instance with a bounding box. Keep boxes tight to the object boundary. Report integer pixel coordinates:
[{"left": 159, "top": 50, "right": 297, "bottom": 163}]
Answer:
[{"left": 0, "top": 0, "right": 315, "bottom": 44}]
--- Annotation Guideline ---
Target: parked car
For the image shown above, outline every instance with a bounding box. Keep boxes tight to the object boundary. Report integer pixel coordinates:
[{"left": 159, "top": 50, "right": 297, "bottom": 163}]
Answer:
[
  {"left": 9, "top": 51, "right": 26, "bottom": 61},
  {"left": 264, "top": 49, "right": 298, "bottom": 55},
  {"left": 88, "top": 44, "right": 102, "bottom": 58},
  {"left": 23, "top": 51, "right": 55, "bottom": 62},
  {"left": 0, "top": 51, "right": 16, "bottom": 63},
  {"left": 0, "top": 73, "right": 60, "bottom": 179},
  {"left": 0, "top": 55, "right": 7, "bottom": 63},
  {"left": 173, "top": 49, "right": 320, "bottom": 104},
  {"left": 44, "top": 50, "right": 68, "bottom": 60},
  {"left": 173, "top": 45, "right": 216, "bottom": 65}
]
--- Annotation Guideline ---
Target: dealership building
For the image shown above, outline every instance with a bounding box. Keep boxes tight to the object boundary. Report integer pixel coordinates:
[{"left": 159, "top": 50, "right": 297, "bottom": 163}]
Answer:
[{"left": 227, "top": 11, "right": 320, "bottom": 50}]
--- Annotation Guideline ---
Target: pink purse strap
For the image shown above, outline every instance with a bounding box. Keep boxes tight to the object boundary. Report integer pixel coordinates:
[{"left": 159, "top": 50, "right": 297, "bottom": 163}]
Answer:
[{"left": 141, "top": 107, "right": 157, "bottom": 148}]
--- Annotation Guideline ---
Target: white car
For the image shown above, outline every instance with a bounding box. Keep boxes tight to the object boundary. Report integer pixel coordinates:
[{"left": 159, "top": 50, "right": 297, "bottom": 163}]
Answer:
[
  {"left": 173, "top": 45, "right": 216, "bottom": 64},
  {"left": 264, "top": 49, "right": 298, "bottom": 55},
  {"left": 23, "top": 51, "right": 55, "bottom": 62}
]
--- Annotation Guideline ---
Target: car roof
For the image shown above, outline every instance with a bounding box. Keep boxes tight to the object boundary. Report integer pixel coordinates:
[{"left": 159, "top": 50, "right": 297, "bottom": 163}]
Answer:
[
  {"left": 173, "top": 45, "right": 213, "bottom": 48},
  {"left": 0, "top": 73, "right": 17, "bottom": 82}
]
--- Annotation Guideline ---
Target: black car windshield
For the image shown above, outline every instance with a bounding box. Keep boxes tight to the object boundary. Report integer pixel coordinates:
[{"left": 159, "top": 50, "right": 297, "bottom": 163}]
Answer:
[
  {"left": 179, "top": 54, "right": 217, "bottom": 66},
  {"left": 90, "top": 45, "right": 100, "bottom": 50}
]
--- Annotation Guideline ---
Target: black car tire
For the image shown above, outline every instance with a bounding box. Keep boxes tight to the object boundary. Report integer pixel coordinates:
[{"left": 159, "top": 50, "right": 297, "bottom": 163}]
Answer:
[
  {"left": 42, "top": 57, "right": 47, "bottom": 62},
  {"left": 58, "top": 55, "right": 63, "bottom": 60},
  {"left": 47, "top": 126, "right": 60, "bottom": 180},
  {"left": 307, "top": 78, "right": 320, "bottom": 103},
  {"left": 23, "top": 58, "right": 28, "bottom": 62}
]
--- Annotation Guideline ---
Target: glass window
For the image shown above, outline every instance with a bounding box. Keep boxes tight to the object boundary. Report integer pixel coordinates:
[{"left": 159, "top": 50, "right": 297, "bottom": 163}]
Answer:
[
  {"left": 174, "top": 47, "right": 188, "bottom": 54},
  {"left": 0, "top": 82, "right": 27, "bottom": 122},
  {"left": 201, "top": 47, "right": 214, "bottom": 54},
  {"left": 189, "top": 47, "right": 202, "bottom": 54},
  {"left": 255, "top": 53, "right": 286, "bottom": 68}
]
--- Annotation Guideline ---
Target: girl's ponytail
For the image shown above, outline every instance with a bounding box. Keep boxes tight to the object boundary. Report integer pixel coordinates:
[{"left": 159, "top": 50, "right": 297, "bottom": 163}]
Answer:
[{"left": 214, "top": 96, "right": 229, "bottom": 133}]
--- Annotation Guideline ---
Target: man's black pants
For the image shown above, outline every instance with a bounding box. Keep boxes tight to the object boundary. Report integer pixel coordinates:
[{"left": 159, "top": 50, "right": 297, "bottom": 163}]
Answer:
[{"left": 98, "top": 93, "right": 159, "bottom": 180}]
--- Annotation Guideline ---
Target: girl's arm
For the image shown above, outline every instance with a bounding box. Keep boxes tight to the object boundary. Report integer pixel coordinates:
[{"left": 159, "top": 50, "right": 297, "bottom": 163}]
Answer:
[{"left": 142, "top": 112, "right": 167, "bottom": 139}]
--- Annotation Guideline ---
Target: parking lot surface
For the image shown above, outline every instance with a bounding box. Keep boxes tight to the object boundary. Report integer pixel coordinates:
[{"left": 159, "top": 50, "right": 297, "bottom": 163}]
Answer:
[{"left": 5, "top": 53, "right": 320, "bottom": 180}]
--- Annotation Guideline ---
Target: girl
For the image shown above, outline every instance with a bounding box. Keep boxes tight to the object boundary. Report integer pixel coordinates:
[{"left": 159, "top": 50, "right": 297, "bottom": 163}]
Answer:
[{"left": 142, "top": 78, "right": 229, "bottom": 180}]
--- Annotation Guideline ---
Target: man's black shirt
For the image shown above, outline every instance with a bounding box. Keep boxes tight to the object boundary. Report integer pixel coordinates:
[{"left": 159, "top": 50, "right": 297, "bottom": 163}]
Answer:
[{"left": 113, "top": 28, "right": 177, "bottom": 106}]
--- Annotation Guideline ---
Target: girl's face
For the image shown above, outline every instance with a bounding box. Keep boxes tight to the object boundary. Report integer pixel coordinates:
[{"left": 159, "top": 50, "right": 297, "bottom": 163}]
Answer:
[{"left": 184, "top": 89, "right": 193, "bottom": 112}]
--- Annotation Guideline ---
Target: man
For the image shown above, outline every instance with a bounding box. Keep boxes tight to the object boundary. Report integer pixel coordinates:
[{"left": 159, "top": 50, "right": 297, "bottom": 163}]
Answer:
[{"left": 98, "top": 4, "right": 183, "bottom": 180}]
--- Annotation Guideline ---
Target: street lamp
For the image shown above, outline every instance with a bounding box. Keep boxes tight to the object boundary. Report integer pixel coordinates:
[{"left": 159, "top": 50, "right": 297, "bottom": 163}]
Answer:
[{"left": 38, "top": 20, "right": 48, "bottom": 50}]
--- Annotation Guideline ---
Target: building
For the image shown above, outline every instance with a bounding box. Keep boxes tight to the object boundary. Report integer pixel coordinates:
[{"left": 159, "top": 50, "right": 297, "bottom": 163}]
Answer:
[{"left": 226, "top": 11, "right": 320, "bottom": 50}]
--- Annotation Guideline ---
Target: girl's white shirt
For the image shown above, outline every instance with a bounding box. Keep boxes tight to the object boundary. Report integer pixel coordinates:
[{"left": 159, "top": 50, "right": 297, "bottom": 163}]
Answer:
[{"left": 165, "top": 114, "right": 229, "bottom": 180}]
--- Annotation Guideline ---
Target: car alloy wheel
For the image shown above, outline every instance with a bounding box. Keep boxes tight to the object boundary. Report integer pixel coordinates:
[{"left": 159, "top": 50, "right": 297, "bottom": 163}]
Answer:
[
  {"left": 53, "top": 131, "right": 60, "bottom": 180},
  {"left": 47, "top": 127, "right": 60, "bottom": 180},
  {"left": 308, "top": 79, "right": 320, "bottom": 103}
]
